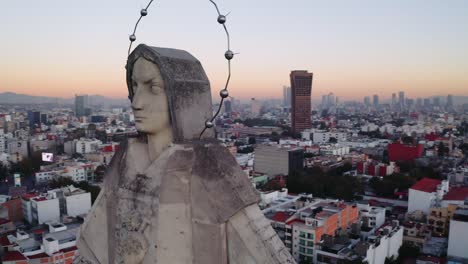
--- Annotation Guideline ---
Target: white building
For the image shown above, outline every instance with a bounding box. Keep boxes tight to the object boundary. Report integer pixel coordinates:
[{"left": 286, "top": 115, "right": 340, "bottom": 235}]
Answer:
[
  {"left": 341, "top": 139, "right": 381, "bottom": 149},
  {"left": 254, "top": 144, "right": 303, "bottom": 177},
  {"left": 361, "top": 223, "right": 403, "bottom": 264},
  {"left": 62, "top": 187, "right": 91, "bottom": 217},
  {"left": 31, "top": 196, "right": 60, "bottom": 225},
  {"left": 35, "top": 161, "right": 96, "bottom": 183},
  {"left": 42, "top": 225, "right": 78, "bottom": 256},
  {"left": 75, "top": 138, "right": 102, "bottom": 154},
  {"left": 22, "top": 186, "right": 91, "bottom": 225},
  {"left": 5, "top": 224, "right": 79, "bottom": 262},
  {"left": 315, "top": 221, "right": 403, "bottom": 264},
  {"left": 6, "top": 139, "right": 28, "bottom": 163},
  {"left": 22, "top": 193, "right": 39, "bottom": 224},
  {"left": 447, "top": 208, "right": 468, "bottom": 263},
  {"left": 0, "top": 130, "right": 6, "bottom": 153},
  {"left": 300, "top": 129, "right": 347, "bottom": 143},
  {"left": 260, "top": 189, "right": 290, "bottom": 206},
  {"left": 408, "top": 178, "right": 449, "bottom": 214},
  {"left": 320, "top": 145, "right": 350, "bottom": 156},
  {"left": 313, "top": 132, "right": 347, "bottom": 144},
  {"left": 358, "top": 203, "right": 386, "bottom": 229}
]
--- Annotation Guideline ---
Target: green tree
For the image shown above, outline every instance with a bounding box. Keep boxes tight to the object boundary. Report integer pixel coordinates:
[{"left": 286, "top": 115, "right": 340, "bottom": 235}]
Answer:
[
  {"left": 49, "top": 177, "right": 76, "bottom": 189},
  {"left": 369, "top": 173, "right": 416, "bottom": 198},
  {"left": 287, "top": 165, "right": 363, "bottom": 201},
  {"left": 397, "top": 243, "right": 420, "bottom": 262},
  {"left": 234, "top": 141, "right": 245, "bottom": 147},
  {"left": 401, "top": 136, "right": 414, "bottom": 144},
  {"left": 237, "top": 146, "right": 254, "bottom": 154},
  {"left": 270, "top": 132, "right": 280, "bottom": 142},
  {"left": 460, "top": 143, "right": 468, "bottom": 155},
  {"left": 385, "top": 256, "right": 398, "bottom": 264},
  {"left": 0, "top": 163, "right": 9, "bottom": 180},
  {"left": 94, "top": 165, "right": 106, "bottom": 182},
  {"left": 437, "top": 142, "right": 449, "bottom": 157}
]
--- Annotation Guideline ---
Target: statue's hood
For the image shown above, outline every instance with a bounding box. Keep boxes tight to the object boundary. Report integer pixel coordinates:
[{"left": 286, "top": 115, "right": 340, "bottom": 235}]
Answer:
[{"left": 126, "top": 44, "right": 214, "bottom": 142}]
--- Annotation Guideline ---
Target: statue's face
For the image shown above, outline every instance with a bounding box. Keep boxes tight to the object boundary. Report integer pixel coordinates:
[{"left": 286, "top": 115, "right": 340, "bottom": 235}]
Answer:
[{"left": 131, "top": 58, "right": 171, "bottom": 135}]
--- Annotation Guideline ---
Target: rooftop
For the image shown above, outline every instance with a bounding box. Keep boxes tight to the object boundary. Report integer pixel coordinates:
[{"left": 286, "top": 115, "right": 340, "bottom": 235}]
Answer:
[
  {"left": 21, "top": 192, "right": 39, "bottom": 201},
  {"left": 443, "top": 187, "right": 468, "bottom": 201},
  {"left": 32, "top": 197, "right": 48, "bottom": 202},
  {"left": 270, "top": 211, "right": 294, "bottom": 223},
  {"left": 2, "top": 251, "right": 27, "bottom": 261},
  {"left": 411, "top": 178, "right": 442, "bottom": 193},
  {"left": 0, "top": 218, "right": 11, "bottom": 225}
]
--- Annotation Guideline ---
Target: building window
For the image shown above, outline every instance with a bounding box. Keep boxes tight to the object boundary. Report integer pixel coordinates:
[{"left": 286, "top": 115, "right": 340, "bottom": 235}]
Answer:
[
  {"left": 299, "top": 239, "right": 305, "bottom": 246},
  {"left": 299, "top": 231, "right": 306, "bottom": 238},
  {"left": 299, "top": 247, "right": 305, "bottom": 253}
]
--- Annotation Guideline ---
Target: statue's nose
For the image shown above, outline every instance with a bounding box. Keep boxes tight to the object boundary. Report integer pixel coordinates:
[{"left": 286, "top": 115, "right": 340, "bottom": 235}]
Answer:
[{"left": 131, "top": 89, "right": 144, "bottom": 111}]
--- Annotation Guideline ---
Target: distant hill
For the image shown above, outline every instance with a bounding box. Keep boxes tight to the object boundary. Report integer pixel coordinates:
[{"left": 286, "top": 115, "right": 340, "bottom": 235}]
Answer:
[{"left": 0, "top": 92, "right": 129, "bottom": 107}]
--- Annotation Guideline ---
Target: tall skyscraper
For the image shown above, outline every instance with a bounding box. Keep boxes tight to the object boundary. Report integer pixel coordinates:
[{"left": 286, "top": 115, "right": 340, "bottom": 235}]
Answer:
[
  {"left": 398, "top": 91, "right": 405, "bottom": 107},
  {"left": 364, "top": 96, "right": 371, "bottom": 106},
  {"left": 250, "top": 98, "right": 261, "bottom": 117},
  {"left": 27, "top": 110, "right": 41, "bottom": 129},
  {"left": 392, "top": 93, "right": 397, "bottom": 106},
  {"left": 327, "top": 93, "right": 335, "bottom": 107},
  {"left": 416, "top": 98, "right": 422, "bottom": 108},
  {"left": 321, "top": 95, "right": 327, "bottom": 107},
  {"left": 433, "top": 97, "right": 441, "bottom": 107},
  {"left": 373, "top": 95, "right": 379, "bottom": 107},
  {"left": 75, "top": 94, "right": 89, "bottom": 117},
  {"left": 424, "top": 98, "right": 431, "bottom": 107},
  {"left": 447, "top": 94, "right": 454, "bottom": 109},
  {"left": 283, "top": 86, "right": 291, "bottom": 108},
  {"left": 290, "top": 70, "right": 313, "bottom": 134},
  {"left": 224, "top": 100, "right": 232, "bottom": 114}
]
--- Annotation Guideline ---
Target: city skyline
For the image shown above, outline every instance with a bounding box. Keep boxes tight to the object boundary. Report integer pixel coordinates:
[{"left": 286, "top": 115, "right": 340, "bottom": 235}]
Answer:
[{"left": 2, "top": 0, "right": 468, "bottom": 100}]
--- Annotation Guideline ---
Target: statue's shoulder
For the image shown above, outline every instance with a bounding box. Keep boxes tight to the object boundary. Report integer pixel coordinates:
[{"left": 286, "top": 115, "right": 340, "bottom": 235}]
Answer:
[{"left": 174, "top": 139, "right": 260, "bottom": 223}]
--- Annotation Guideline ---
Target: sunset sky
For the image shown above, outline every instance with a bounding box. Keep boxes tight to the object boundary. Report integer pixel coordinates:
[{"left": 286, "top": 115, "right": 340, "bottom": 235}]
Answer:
[{"left": 1, "top": 0, "right": 468, "bottom": 101}]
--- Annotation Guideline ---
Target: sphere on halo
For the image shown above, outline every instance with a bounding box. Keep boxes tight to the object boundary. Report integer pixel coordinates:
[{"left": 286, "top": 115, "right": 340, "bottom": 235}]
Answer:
[
  {"left": 217, "top": 15, "right": 226, "bottom": 24},
  {"left": 129, "top": 34, "right": 136, "bottom": 42},
  {"left": 224, "top": 50, "right": 234, "bottom": 60},
  {"left": 220, "top": 89, "right": 229, "bottom": 98},
  {"left": 140, "top": 9, "right": 148, "bottom": 16},
  {"left": 205, "top": 121, "right": 214, "bottom": 128}
]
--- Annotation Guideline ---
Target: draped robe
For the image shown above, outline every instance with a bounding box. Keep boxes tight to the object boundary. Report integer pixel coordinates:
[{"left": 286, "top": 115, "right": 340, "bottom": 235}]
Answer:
[{"left": 75, "top": 138, "right": 295, "bottom": 264}]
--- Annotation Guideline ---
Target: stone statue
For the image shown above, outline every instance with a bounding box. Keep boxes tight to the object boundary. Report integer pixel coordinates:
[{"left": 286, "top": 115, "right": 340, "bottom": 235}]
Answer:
[{"left": 75, "top": 44, "right": 295, "bottom": 264}]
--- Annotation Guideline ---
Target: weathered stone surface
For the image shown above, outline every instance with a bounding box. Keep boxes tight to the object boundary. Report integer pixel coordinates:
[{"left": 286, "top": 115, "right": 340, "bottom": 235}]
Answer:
[
  {"left": 126, "top": 45, "right": 214, "bottom": 142},
  {"left": 76, "top": 46, "right": 295, "bottom": 263}
]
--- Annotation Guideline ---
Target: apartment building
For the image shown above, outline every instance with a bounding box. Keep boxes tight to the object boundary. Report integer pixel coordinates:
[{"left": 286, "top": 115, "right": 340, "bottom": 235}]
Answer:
[
  {"left": 22, "top": 186, "right": 91, "bottom": 225},
  {"left": 265, "top": 196, "right": 359, "bottom": 263},
  {"left": 2, "top": 223, "right": 79, "bottom": 264}
]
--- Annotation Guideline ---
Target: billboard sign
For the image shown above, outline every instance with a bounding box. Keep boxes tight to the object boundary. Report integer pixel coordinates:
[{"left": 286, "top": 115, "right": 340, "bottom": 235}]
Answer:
[
  {"left": 14, "top": 173, "right": 21, "bottom": 187},
  {"left": 42, "top": 153, "right": 54, "bottom": 162}
]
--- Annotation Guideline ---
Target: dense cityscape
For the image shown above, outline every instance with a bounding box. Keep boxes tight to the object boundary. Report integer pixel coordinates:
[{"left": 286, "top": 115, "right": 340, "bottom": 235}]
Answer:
[{"left": 0, "top": 68, "right": 466, "bottom": 263}]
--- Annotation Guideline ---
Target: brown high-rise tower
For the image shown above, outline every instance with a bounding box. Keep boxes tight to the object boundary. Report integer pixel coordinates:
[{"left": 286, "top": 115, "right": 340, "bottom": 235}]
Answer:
[{"left": 290, "top": 70, "right": 313, "bottom": 134}]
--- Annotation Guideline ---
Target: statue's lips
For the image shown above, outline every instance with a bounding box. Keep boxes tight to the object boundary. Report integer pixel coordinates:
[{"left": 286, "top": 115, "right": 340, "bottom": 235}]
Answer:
[{"left": 134, "top": 116, "right": 146, "bottom": 122}]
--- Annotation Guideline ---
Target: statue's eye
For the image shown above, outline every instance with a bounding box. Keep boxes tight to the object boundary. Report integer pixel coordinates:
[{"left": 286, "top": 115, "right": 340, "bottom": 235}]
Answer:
[{"left": 151, "top": 83, "right": 163, "bottom": 94}]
